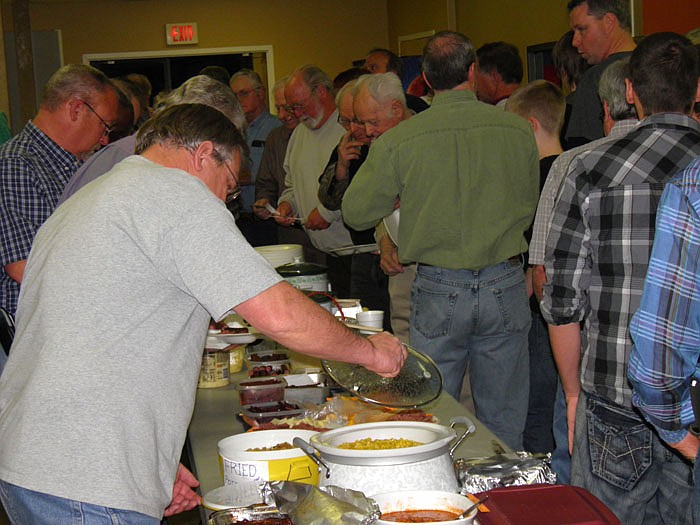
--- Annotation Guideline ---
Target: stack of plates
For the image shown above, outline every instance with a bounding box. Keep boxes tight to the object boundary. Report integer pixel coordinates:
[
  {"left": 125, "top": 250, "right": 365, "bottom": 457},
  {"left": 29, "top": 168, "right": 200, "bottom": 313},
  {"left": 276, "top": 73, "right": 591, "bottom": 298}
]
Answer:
[{"left": 254, "top": 244, "right": 303, "bottom": 268}]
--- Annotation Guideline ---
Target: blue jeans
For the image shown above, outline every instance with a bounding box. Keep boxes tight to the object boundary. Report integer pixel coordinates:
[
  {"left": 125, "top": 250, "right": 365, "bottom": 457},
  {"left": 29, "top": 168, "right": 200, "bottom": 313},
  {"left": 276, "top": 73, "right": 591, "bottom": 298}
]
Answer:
[
  {"left": 571, "top": 392, "right": 694, "bottom": 524},
  {"left": 0, "top": 480, "right": 160, "bottom": 525},
  {"left": 523, "top": 306, "right": 557, "bottom": 453},
  {"left": 551, "top": 381, "right": 571, "bottom": 484},
  {"left": 409, "top": 260, "right": 530, "bottom": 451}
]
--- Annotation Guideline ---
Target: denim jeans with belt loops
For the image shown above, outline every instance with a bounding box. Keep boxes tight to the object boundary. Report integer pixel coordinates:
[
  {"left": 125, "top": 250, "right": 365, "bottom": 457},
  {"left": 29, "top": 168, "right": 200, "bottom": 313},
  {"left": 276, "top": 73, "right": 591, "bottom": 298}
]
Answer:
[
  {"left": 409, "top": 259, "right": 530, "bottom": 451},
  {"left": 0, "top": 480, "right": 160, "bottom": 525}
]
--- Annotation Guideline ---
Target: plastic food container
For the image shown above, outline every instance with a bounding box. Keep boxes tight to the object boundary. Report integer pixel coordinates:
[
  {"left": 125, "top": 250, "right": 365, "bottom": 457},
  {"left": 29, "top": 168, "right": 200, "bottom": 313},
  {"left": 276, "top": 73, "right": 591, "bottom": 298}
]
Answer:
[
  {"left": 246, "top": 359, "right": 291, "bottom": 378},
  {"left": 237, "top": 378, "right": 286, "bottom": 406},
  {"left": 240, "top": 401, "right": 304, "bottom": 424},
  {"left": 474, "top": 484, "right": 620, "bottom": 525},
  {"left": 198, "top": 348, "right": 230, "bottom": 389},
  {"left": 229, "top": 346, "right": 245, "bottom": 374},
  {"left": 284, "top": 384, "right": 331, "bottom": 405}
]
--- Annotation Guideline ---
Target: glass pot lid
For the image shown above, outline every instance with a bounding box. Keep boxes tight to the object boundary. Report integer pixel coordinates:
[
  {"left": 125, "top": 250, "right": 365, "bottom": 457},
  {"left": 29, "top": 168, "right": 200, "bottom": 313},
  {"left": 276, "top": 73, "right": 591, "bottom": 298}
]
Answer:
[{"left": 322, "top": 344, "right": 442, "bottom": 408}]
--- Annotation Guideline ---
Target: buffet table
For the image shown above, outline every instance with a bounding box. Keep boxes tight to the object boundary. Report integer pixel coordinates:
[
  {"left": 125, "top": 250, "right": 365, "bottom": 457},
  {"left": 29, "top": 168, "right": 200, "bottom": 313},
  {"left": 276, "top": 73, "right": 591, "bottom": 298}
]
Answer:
[{"left": 185, "top": 351, "right": 510, "bottom": 525}]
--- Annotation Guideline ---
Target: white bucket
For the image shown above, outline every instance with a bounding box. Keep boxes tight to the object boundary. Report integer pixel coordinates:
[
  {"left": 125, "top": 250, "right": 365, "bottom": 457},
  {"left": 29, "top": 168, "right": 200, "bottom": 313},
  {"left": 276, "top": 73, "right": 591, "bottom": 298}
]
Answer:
[{"left": 217, "top": 429, "right": 319, "bottom": 506}]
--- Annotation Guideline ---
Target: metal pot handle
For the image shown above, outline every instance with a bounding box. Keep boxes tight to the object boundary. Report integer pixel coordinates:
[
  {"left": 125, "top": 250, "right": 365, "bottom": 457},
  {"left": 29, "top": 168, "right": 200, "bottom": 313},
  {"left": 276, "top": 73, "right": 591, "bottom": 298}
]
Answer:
[
  {"left": 448, "top": 416, "right": 476, "bottom": 456},
  {"left": 293, "top": 437, "right": 331, "bottom": 479}
]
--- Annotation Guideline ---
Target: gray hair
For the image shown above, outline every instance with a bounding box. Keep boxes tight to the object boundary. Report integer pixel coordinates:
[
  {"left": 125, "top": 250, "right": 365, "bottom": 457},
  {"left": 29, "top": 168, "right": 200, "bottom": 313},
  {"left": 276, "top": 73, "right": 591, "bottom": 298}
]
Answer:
[
  {"left": 229, "top": 68, "right": 263, "bottom": 90},
  {"left": 598, "top": 57, "right": 636, "bottom": 121},
  {"left": 335, "top": 77, "right": 361, "bottom": 106},
  {"left": 160, "top": 75, "right": 246, "bottom": 131},
  {"left": 273, "top": 77, "right": 288, "bottom": 96},
  {"left": 422, "top": 31, "right": 475, "bottom": 91},
  {"left": 135, "top": 103, "right": 247, "bottom": 164},
  {"left": 293, "top": 64, "right": 333, "bottom": 94},
  {"left": 40, "top": 64, "right": 117, "bottom": 112},
  {"left": 353, "top": 72, "right": 407, "bottom": 109}
]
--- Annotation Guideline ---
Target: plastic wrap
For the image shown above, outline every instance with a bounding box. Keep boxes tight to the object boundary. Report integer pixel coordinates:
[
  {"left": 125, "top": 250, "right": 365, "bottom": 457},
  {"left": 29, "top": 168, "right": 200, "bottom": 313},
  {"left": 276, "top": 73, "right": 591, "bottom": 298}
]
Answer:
[
  {"left": 262, "top": 481, "right": 380, "bottom": 525},
  {"left": 455, "top": 452, "right": 556, "bottom": 493}
]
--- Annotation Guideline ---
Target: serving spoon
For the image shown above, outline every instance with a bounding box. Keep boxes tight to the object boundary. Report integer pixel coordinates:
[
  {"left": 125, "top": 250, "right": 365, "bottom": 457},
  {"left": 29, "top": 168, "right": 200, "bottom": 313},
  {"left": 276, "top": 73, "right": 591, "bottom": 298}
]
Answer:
[{"left": 457, "top": 495, "right": 489, "bottom": 519}]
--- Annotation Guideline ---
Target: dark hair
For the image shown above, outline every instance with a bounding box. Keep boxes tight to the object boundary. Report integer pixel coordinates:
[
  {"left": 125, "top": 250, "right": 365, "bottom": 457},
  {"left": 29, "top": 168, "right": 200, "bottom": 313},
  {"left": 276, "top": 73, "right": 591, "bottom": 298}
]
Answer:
[
  {"left": 422, "top": 31, "right": 475, "bottom": 91},
  {"left": 122, "top": 73, "right": 152, "bottom": 112},
  {"left": 135, "top": 103, "right": 247, "bottom": 162},
  {"left": 199, "top": 65, "right": 231, "bottom": 86},
  {"left": 567, "top": 0, "right": 632, "bottom": 31},
  {"left": 367, "top": 48, "right": 403, "bottom": 77},
  {"left": 629, "top": 32, "right": 699, "bottom": 114},
  {"left": 333, "top": 67, "right": 366, "bottom": 92},
  {"left": 476, "top": 42, "right": 523, "bottom": 84},
  {"left": 552, "top": 31, "right": 590, "bottom": 89},
  {"left": 40, "top": 64, "right": 117, "bottom": 111},
  {"left": 108, "top": 78, "right": 136, "bottom": 141}
]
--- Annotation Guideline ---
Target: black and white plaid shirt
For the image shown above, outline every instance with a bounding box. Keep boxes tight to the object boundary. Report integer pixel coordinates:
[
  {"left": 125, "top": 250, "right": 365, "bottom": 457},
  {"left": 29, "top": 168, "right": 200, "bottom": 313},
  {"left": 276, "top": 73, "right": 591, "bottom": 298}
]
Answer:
[{"left": 541, "top": 113, "right": 700, "bottom": 407}]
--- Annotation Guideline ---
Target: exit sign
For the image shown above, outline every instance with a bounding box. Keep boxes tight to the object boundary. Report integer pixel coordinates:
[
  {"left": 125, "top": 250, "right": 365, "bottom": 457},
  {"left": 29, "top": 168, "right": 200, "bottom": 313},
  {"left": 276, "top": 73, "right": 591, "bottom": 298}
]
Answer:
[{"left": 166, "top": 23, "right": 198, "bottom": 45}]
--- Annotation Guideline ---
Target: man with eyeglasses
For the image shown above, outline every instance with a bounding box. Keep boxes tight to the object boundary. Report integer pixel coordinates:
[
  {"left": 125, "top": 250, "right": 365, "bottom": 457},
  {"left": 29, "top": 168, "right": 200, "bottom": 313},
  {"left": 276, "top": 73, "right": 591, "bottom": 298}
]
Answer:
[
  {"left": 276, "top": 64, "right": 354, "bottom": 297},
  {"left": 230, "top": 69, "right": 281, "bottom": 246},
  {"left": 0, "top": 103, "right": 407, "bottom": 524},
  {"left": 0, "top": 64, "right": 119, "bottom": 317}
]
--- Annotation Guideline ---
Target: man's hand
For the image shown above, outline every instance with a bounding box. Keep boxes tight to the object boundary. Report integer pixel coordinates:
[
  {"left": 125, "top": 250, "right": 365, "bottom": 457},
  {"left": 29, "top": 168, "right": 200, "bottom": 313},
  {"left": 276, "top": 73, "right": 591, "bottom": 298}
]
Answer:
[
  {"left": 4, "top": 260, "right": 26, "bottom": 284},
  {"left": 253, "top": 198, "right": 273, "bottom": 219},
  {"left": 365, "top": 332, "right": 407, "bottom": 377},
  {"left": 533, "top": 265, "right": 547, "bottom": 302},
  {"left": 670, "top": 433, "right": 700, "bottom": 462},
  {"left": 274, "top": 201, "right": 297, "bottom": 227},
  {"left": 163, "top": 463, "right": 201, "bottom": 517},
  {"left": 336, "top": 131, "right": 364, "bottom": 181},
  {"left": 379, "top": 235, "right": 403, "bottom": 276},
  {"left": 305, "top": 207, "right": 330, "bottom": 230}
]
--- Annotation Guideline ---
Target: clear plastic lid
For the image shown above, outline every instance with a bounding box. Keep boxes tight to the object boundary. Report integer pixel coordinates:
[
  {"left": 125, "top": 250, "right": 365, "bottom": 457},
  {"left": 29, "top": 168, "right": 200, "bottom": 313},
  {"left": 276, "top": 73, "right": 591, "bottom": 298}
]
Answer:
[{"left": 322, "top": 344, "right": 442, "bottom": 408}]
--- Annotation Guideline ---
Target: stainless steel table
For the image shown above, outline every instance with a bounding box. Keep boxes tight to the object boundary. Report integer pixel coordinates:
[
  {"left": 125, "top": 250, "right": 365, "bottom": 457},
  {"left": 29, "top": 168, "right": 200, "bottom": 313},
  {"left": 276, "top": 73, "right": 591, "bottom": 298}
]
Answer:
[{"left": 185, "top": 353, "right": 509, "bottom": 524}]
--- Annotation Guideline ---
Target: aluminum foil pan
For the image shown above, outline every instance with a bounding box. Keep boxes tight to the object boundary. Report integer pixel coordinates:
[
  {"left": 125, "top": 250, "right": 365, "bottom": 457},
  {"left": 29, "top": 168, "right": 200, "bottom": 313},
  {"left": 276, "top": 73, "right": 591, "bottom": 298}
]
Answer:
[{"left": 455, "top": 452, "right": 556, "bottom": 494}]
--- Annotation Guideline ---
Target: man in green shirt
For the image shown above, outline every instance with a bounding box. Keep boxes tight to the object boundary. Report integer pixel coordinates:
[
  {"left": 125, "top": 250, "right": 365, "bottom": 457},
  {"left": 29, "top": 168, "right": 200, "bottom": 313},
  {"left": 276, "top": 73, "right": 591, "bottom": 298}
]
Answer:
[{"left": 342, "top": 31, "right": 539, "bottom": 450}]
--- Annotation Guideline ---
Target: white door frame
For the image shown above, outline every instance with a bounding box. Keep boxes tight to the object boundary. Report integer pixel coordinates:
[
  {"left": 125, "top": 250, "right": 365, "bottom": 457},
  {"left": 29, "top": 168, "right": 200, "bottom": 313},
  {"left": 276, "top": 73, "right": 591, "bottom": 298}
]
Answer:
[{"left": 83, "top": 45, "right": 275, "bottom": 107}]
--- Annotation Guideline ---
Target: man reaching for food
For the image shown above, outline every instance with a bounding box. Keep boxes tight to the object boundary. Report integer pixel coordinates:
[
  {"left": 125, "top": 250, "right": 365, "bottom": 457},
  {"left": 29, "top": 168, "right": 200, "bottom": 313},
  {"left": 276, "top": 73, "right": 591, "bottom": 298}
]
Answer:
[{"left": 0, "top": 103, "right": 405, "bottom": 524}]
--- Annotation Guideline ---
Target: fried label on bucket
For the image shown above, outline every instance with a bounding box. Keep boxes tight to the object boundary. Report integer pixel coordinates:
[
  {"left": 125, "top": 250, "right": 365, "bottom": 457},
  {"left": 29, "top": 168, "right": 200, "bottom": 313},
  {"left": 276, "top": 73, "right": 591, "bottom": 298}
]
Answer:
[{"left": 224, "top": 459, "right": 266, "bottom": 482}]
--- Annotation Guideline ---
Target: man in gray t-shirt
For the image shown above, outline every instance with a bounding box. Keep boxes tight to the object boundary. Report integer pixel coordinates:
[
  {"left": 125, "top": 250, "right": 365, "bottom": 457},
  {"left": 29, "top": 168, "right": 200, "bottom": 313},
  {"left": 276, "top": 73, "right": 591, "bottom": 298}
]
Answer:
[{"left": 0, "top": 104, "right": 405, "bottom": 524}]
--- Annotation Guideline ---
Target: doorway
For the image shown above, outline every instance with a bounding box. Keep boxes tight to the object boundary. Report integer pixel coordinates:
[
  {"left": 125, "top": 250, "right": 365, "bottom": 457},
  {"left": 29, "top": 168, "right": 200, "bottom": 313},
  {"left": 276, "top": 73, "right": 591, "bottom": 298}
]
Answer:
[{"left": 83, "top": 46, "right": 275, "bottom": 107}]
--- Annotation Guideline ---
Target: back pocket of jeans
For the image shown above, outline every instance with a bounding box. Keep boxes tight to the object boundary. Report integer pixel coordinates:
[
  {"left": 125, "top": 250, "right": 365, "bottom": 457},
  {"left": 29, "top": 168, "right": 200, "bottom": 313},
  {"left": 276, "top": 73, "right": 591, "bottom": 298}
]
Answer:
[
  {"left": 586, "top": 397, "right": 653, "bottom": 491},
  {"left": 412, "top": 286, "right": 457, "bottom": 339}
]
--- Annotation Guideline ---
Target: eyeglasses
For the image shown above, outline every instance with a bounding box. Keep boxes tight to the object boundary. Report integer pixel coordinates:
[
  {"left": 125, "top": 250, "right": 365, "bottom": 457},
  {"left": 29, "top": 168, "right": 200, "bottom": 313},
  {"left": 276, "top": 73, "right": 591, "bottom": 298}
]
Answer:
[
  {"left": 222, "top": 161, "right": 241, "bottom": 203},
  {"left": 81, "top": 100, "right": 113, "bottom": 137},
  {"left": 338, "top": 115, "right": 362, "bottom": 129},
  {"left": 284, "top": 87, "right": 317, "bottom": 114},
  {"left": 233, "top": 87, "right": 260, "bottom": 100}
]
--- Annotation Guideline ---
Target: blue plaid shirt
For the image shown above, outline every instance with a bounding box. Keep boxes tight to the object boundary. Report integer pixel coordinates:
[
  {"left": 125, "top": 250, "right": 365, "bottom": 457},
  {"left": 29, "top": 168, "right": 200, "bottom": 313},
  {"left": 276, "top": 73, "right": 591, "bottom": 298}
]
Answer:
[
  {"left": 542, "top": 113, "right": 700, "bottom": 408},
  {"left": 0, "top": 121, "right": 80, "bottom": 313},
  {"left": 629, "top": 156, "right": 700, "bottom": 444}
]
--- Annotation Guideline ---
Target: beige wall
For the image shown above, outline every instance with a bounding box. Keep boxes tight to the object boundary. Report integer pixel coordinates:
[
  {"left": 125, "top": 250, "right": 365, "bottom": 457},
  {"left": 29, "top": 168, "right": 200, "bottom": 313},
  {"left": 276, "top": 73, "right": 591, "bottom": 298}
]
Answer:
[{"left": 3, "top": 0, "right": 390, "bottom": 98}]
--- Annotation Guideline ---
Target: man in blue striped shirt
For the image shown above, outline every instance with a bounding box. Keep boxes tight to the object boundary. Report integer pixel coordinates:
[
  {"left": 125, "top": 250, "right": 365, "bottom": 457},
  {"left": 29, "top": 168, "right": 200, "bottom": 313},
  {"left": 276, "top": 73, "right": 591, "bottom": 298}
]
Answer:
[{"left": 629, "top": 155, "right": 700, "bottom": 523}]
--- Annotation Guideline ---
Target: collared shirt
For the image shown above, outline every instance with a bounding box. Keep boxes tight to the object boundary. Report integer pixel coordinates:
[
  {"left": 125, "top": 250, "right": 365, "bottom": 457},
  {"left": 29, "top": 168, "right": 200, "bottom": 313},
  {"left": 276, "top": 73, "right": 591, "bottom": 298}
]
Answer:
[
  {"left": 342, "top": 89, "right": 539, "bottom": 270},
  {"left": 0, "top": 121, "right": 80, "bottom": 314},
  {"left": 241, "top": 111, "right": 281, "bottom": 212},
  {"left": 541, "top": 113, "right": 700, "bottom": 408},
  {"left": 629, "top": 156, "right": 700, "bottom": 444},
  {"left": 528, "top": 119, "right": 638, "bottom": 266}
]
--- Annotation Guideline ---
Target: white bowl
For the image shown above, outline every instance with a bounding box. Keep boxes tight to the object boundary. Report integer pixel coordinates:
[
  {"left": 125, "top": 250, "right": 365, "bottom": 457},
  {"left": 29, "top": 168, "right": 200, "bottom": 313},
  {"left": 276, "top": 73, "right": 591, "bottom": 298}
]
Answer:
[
  {"left": 371, "top": 490, "right": 477, "bottom": 524},
  {"left": 255, "top": 244, "right": 303, "bottom": 268}
]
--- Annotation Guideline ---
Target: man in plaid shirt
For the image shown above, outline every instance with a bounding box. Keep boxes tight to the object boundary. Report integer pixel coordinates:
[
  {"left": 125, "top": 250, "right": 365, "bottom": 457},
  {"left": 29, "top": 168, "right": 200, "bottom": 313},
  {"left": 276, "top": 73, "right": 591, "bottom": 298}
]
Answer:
[
  {"left": 541, "top": 32, "right": 700, "bottom": 523},
  {"left": 0, "top": 64, "right": 118, "bottom": 316}
]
